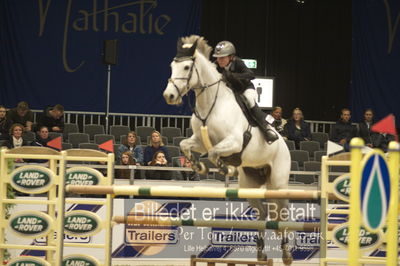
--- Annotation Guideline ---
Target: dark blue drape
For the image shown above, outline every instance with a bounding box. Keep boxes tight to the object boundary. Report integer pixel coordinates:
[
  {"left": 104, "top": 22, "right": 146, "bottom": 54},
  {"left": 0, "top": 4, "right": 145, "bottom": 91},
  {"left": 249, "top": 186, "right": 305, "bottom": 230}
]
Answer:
[
  {"left": 352, "top": 0, "right": 400, "bottom": 126},
  {"left": 0, "top": 0, "right": 201, "bottom": 114}
]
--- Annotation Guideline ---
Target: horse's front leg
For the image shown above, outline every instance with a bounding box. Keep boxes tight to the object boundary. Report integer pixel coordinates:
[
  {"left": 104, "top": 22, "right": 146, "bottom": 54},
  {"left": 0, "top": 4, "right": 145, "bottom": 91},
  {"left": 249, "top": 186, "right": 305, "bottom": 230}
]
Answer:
[
  {"left": 208, "top": 135, "right": 241, "bottom": 176},
  {"left": 180, "top": 136, "right": 208, "bottom": 173}
]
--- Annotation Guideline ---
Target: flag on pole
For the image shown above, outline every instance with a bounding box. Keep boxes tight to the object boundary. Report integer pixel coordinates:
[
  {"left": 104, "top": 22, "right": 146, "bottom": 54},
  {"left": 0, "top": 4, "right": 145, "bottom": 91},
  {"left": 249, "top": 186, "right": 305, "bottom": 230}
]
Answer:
[
  {"left": 47, "top": 136, "right": 62, "bottom": 150},
  {"left": 371, "top": 114, "right": 397, "bottom": 141},
  {"left": 99, "top": 139, "right": 114, "bottom": 153}
]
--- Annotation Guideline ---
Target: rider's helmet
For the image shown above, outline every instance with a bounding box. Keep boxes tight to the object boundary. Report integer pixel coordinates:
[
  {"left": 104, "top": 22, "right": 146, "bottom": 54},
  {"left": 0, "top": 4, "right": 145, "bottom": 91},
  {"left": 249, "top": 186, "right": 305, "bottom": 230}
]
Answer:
[{"left": 213, "top": 41, "right": 236, "bottom": 57}]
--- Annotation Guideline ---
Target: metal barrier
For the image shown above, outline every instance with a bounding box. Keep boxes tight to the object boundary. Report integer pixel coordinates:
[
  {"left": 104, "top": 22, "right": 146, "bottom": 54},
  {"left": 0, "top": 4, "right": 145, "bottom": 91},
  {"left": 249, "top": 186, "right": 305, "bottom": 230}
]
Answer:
[{"left": 31, "top": 109, "right": 336, "bottom": 134}]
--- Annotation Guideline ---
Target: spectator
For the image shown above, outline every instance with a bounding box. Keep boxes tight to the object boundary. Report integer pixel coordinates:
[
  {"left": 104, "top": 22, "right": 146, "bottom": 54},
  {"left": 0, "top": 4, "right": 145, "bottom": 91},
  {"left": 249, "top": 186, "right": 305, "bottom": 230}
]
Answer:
[
  {"left": 357, "top": 108, "right": 375, "bottom": 147},
  {"left": 330, "top": 108, "right": 357, "bottom": 151},
  {"left": 2, "top": 123, "right": 29, "bottom": 162},
  {"left": 31, "top": 126, "right": 52, "bottom": 148},
  {"left": 178, "top": 156, "right": 200, "bottom": 181},
  {"left": 6, "top": 101, "right": 33, "bottom": 131},
  {"left": 0, "top": 105, "right": 12, "bottom": 140},
  {"left": 116, "top": 131, "right": 143, "bottom": 164},
  {"left": 116, "top": 151, "right": 136, "bottom": 179},
  {"left": 145, "top": 150, "right": 170, "bottom": 180},
  {"left": 39, "top": 104, "right": 64, "bottom": 132},
  {"left": 284, "top": 108, "right": 312, "bottom": 149},
  {"left": 270, "top": 106, "right": 287, "bottom": 137},
  {"left": 371, "top": 133, "right": 395, "bottom": 152},
  {"left": 144, "top": 130, "right": 170, "bottom": 165}
]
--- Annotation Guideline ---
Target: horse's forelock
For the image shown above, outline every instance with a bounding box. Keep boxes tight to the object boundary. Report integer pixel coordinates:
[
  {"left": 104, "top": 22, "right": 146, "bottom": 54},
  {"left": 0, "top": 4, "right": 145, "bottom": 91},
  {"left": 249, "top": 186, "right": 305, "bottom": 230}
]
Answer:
[{"left": 181, "top": 35, "right": 212, "bottom": 59}]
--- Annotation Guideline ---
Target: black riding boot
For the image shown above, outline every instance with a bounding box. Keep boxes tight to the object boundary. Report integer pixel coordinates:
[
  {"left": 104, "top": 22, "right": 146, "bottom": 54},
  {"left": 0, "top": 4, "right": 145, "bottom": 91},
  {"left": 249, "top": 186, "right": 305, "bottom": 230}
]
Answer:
[{"left": 250, "top": 105, "right": 279, "bottom": 144}]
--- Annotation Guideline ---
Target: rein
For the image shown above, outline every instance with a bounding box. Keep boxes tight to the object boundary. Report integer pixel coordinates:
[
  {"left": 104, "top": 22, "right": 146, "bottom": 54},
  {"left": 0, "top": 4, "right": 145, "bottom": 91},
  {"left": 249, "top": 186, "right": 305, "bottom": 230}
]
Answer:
[{"left": 168, "top": 56, "right": 222, "bottom": 126}]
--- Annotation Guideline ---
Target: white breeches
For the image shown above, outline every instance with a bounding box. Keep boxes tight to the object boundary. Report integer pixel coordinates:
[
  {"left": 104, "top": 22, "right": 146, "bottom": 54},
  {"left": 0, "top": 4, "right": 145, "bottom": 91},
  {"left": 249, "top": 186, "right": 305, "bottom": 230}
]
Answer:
[{"left": 243, "top": 88, "right": 257, "bottom": 108}]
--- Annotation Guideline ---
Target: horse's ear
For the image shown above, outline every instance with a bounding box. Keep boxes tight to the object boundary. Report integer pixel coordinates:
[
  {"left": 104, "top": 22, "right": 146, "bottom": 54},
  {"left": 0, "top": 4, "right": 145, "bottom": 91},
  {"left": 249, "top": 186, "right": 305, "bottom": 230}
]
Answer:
[{"left": 188, "top": 39, "right": 198, "bottom": 56}]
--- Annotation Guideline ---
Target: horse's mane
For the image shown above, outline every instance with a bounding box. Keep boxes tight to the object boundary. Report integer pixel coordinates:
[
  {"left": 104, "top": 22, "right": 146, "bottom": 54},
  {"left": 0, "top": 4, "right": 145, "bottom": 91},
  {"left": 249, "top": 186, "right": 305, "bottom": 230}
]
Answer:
[{"left": 181, "top": 35, "right": 213, "bottom": 59}]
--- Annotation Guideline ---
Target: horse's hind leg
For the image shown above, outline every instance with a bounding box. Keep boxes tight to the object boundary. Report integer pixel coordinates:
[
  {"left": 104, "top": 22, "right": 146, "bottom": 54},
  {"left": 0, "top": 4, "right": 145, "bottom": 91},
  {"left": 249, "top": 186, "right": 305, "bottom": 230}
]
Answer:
[
  {"left": 268, "top": 160, "right": 292, "bottom": 265},
  {"left": 237, "top": 168, "right": 268, "bottom": 261}
]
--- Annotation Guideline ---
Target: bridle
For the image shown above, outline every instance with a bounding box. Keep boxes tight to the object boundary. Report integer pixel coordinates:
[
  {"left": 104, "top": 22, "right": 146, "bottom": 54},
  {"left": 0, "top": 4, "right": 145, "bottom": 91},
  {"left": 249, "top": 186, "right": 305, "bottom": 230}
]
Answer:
[{"left": 167, "top": 55, "right": 222, "bottom": 125}]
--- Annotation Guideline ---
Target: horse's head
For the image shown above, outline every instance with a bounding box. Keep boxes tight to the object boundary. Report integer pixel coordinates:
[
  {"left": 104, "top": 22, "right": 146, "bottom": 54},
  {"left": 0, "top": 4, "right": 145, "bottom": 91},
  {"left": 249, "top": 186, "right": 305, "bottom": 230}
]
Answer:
[
  {"left": 164, "top": 35, "right": 214, "bottom": 105},
  {"left": 163, "top": 39, "right": 199, "bottom": 105}
]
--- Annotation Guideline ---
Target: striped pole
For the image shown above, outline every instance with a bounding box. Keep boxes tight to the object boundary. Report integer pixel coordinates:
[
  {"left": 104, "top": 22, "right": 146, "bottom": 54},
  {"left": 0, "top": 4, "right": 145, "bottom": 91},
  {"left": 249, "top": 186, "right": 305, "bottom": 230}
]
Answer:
[
  {"left": 66, "top": 185, "right": 321, "bottom": 200},
  {"left": 113, "top": 215, "right": 337, "bottom": 232}
]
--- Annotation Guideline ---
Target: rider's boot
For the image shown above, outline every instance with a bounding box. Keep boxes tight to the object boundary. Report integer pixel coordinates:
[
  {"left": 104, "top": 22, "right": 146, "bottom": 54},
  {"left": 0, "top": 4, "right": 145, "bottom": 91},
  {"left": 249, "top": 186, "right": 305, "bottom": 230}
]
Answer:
[{"left": 250, "top": 105, "right": 279, "bottom": 144}]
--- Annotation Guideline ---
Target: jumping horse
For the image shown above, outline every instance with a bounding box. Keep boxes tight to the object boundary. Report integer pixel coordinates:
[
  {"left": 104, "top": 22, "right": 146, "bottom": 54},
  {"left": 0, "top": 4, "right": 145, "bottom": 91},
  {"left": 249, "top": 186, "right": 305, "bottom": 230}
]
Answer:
[{"left": 163, "top": 35, "right": 292, "bottom": 265}]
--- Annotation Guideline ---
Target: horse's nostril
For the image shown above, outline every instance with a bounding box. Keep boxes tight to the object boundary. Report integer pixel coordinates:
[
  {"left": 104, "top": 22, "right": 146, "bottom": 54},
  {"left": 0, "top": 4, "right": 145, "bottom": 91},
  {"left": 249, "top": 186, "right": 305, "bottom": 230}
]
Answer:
[{"left": 169, "top": 94, "right": 174, "bottom": 100}]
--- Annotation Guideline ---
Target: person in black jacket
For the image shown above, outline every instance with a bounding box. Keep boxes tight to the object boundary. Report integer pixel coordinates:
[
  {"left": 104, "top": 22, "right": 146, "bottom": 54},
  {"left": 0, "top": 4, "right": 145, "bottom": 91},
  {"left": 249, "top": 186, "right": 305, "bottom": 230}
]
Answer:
[
  {"left": 38, "top": 104, "right": 64, "bottom": 132},
  {"left": 357, "top": 108, "right": 375, "bottom": 147},
  {"left": 284, "top": 108, "right": 312, "bottom": 149},
  {"left": 0, "top": 105, "right": 12, "bottom": 140},
  {"left": 145, "top": 151, "right": 170, "bottom": 180},
  {"left": 31, "top": 126, "right": 52, "bottom": 147},
  {"left": 330, "top": 108, "right": 357, "bottom": 151},
  {"left": 213, "top": 41, "right": 278, "bottom": 143},
  {"left": 1, "top": 123, "right": 29, "bottom": 162}
]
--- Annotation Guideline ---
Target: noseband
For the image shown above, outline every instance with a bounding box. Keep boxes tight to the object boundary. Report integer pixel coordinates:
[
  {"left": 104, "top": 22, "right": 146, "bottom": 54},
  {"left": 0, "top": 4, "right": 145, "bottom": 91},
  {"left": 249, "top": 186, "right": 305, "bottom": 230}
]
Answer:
[{"left": 167, "top": 56, "right": 197, "bottom": 100}]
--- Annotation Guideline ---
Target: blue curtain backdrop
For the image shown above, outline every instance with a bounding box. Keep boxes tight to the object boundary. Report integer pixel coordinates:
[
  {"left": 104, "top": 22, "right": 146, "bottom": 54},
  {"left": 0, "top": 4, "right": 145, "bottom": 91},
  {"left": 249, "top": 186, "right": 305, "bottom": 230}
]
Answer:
[
  {"left": 352, "top": 0, "right": 400, "bottom": 126},
  {"left": 0, "top": 0, "right": 201, "bottom": 114}
]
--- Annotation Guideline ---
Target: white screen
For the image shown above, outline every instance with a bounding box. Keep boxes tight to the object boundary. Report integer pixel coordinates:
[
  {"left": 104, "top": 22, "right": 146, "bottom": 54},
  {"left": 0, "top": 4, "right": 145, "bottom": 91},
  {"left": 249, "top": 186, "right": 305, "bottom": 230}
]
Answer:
[{"left": 250, "top": 77, "right": 274, "bottom": 108}]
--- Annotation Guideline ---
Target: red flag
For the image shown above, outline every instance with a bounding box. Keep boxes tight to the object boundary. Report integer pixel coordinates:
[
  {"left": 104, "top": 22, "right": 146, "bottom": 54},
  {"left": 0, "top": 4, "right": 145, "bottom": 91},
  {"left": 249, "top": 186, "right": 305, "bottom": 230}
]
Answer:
[
  {"left": 371, "top": 114, "right": 397, "bottom": 135},
  {"left": 99, "top": 139, "right": 114, "bottom": 153},
  {"left": 47, "top": 136, "right": 62, "bottom": 150}
]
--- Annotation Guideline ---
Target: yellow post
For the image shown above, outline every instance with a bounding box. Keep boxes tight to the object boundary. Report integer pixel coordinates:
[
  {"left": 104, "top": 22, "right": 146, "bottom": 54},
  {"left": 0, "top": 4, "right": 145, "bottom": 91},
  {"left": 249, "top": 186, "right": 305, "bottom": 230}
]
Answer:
[
  {"left": 348, "top": 137, "right": 364, "bottom": 266},
  {"left": 386, "top": 141, "right": 399, "bottom": 266}
]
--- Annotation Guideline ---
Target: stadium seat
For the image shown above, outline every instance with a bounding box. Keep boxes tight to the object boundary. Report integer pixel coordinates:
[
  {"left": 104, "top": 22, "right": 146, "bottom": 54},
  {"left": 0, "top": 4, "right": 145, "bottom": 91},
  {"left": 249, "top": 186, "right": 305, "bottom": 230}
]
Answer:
[
  {"left": 299, "top": 141, "right": 320, "bottom": 159},
  {"left": 311, "top": 132, "right": 329, "bottom": 149},
  {"left": 79, "top": 143, "right": 99, "bottom": 150},
  {"left": 110, "top": 125, "right": 130, "bottom": 143},
  {"left": 290, "top": 150, "right": 309, "bottom": 169},
  {"left": 94, "top": 134, "right": 115, "bottom": 145},
  {"left": 136, "top": 126, "right": 155, "bottom": 144},
  {"left": 161, "top": 127, "right": 182, "bottom": 144},
  {"left": 63, "top": 123, "right": 79, "bottom": 141},
  {"left": 68, "top": 133, "right": 90, "bottom": 148},
  {"left": 173, "top": 136, "right": 186, "bottom": 147},
  {"left": 84, "top": 124, "right": 105, "bottom": 141},
  {"left": 285, "top": 140, "right": 296, "bottom": 150}
]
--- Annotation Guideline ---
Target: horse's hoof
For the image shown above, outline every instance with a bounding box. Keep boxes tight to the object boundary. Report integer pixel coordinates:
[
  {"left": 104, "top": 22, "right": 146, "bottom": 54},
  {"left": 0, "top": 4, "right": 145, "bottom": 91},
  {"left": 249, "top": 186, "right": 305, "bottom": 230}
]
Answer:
[
  {"left": 282, "top": 250, "right": 293, "bottom": 265},
  {"left": 197, "top": 162, "right": 209, "bottom": 175}
]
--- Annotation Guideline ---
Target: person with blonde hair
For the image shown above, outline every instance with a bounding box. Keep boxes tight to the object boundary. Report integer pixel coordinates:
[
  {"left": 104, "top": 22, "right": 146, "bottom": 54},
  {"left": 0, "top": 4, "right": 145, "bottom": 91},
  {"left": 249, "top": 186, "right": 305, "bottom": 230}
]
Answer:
[
  {"left": 144, "top": 130, "right": 170, "bottom": 165},
  {"left": 284, "top": 108, "right": 312, "bottom": 149},
  {"left": 1, "top": 123, "right": 29, "bottom": 162}
]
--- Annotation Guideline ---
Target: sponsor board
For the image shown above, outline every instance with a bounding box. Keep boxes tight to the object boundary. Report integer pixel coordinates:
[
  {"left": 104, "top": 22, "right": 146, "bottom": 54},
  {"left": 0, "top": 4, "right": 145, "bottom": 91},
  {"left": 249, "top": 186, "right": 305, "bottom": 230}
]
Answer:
[
  {"left": 10, "top": 165, "right": 54, "bottom": 194},
  {"left": 65, "top": 167, "right": 103, "bottom": 186},
  {"left": 332, "top": 223, "right": 383, "bottom": 250},
  {"left": 62, "top": 254, "right": 100, "bottom": 266},
  {"left": 7, "top": 256, "right": 50, "bottom": 266},
  {"left": 64, "top": 210, "right": 102, "bottom": 237},
  {"left": 8, "top": 211, "right": 53, "bottom": 238},
  {"left": 332, "top": 174, "right": 350, "bottom": 202}
]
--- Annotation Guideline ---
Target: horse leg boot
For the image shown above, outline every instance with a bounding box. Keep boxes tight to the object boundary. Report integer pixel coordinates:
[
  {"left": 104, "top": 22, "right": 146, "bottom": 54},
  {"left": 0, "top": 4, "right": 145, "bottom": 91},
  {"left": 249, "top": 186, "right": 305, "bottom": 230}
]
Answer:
[{"left": 250, "top": 104, "right": 278, "bottom": 144}]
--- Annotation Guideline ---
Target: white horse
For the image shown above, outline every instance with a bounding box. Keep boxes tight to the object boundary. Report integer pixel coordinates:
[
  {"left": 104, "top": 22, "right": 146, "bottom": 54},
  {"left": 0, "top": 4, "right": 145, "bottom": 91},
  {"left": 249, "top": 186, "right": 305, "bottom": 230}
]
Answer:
[{"left": 163, "top": 35, "right": 292, "bottom": 264}]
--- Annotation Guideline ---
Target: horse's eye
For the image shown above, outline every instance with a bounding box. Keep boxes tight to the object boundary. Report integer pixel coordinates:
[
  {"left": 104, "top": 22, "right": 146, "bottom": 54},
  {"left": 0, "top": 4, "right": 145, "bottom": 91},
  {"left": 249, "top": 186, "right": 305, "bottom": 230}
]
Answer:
[{"left": 184, "top": 65, "right": 190, "bottom": 71}]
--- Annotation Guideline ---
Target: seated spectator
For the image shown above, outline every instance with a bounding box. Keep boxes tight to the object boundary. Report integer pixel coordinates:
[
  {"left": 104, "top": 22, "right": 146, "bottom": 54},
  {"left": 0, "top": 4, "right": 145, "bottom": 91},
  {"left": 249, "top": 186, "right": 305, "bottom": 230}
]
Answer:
[
  {"left": 1, "top": 123, "right": 29, "bottom": 162},
  {"left": 6, "top": 101, "right": 33, "bottom": 131},
  {"left": 371, "top": 133, "right": 395, "bottom": 152},
  {"left": 269, "top": 106, "right": 287, "bottom": 137},
  {"left": 178, "top": 156, "right": 200, "bottom": 181},
  {"left": 144, "top": 130, "right": 170, "bottom": 165},
  {"left": 116, "top": 151, "right": 136, "bottom": 179},
  {"left": 38, "top": 104, "right": 64, "bottom": 132},
  {"left": 116, "top": 131, "right": 143, "bottom": 164},
  {"left": 31, "top": 126, "right": 52, "bottom": 148},
  {"left": 145, "top": 151, "right": 170, "bottom": 180},
  {"left": 0, "top": 105, "right": 12, "bottom": 140},
  {"left": 330, "top": 108, "right": 357, "bottom": 151},
  {"left": 357, "top": 108, "right": 375, "bottom": 147},
  {"left": 284, "top": 108, "right": 312, "bottom": 149}
]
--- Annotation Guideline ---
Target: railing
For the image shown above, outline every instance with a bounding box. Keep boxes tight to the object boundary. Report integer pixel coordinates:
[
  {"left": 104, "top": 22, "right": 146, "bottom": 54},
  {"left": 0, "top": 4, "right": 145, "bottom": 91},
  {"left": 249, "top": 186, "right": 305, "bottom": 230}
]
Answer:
[{"left": 31, "top": 110, "right": 336, "bottom": 134}]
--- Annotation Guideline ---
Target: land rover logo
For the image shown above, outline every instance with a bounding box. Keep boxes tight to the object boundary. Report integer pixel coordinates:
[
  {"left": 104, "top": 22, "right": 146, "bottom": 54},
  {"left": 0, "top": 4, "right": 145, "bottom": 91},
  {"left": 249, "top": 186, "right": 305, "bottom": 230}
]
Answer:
[
  {"left": 64, "top": 210, "right": 102, "bottom": 237},
  {"left": 332, "top": 174, "right": 350, "bottom": 202},
  {"left": 7, "top": 256, "right": 50, "bottom": 266},
  {"left": 62, "top": 254, "right": 100, "bottom": 266},
  {"left": 332, "top": 223, "right": 382, "bottom": 250},
  {"left": 65, "top": 167, "right": 103, "bottom": 186},
  {"left": 10, "top": 165, "right": 54, "bottom": 194},
  {"left": 9, "top": 211, "right": 53, "bottom": 238}
]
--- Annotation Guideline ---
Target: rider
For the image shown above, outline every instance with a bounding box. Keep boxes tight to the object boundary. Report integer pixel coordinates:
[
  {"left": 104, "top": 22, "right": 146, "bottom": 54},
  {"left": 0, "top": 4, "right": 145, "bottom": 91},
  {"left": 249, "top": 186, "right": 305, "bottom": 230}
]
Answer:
[{"left": 213, "top": 41, "right": 278, "bottom": 143}]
